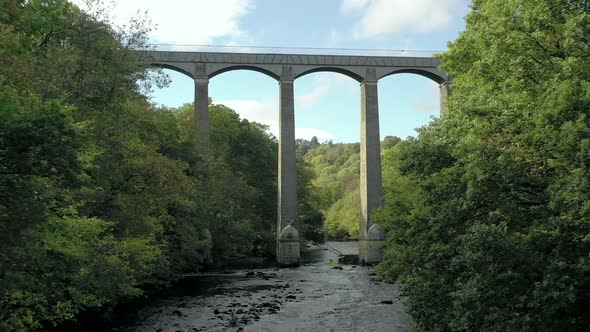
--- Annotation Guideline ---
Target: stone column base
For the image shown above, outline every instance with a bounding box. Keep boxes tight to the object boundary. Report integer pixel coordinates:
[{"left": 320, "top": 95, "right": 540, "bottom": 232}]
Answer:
[
  {"left": 358, "top": 240, "right": 383, "bottom": 265},
  {"left": 277, "top": 239, "right": 300, "bottom": 266},
  {"left": 277, "top": 224, "right": 300, "bottom": 266},
  {"left": 200, "top": 228, "right": 213, "bottom": 265}
]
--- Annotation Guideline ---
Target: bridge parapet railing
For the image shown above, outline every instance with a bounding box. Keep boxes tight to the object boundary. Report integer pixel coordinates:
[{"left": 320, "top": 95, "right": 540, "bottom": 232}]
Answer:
[{"left": 142, "top": 44, "right": 442, "bottom": 58}]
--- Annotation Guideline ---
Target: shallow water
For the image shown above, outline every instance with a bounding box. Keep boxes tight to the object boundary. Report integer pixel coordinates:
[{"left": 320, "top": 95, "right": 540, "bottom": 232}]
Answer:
[{"left": 117, "top": 242, "right": 411, "bottom": 332}]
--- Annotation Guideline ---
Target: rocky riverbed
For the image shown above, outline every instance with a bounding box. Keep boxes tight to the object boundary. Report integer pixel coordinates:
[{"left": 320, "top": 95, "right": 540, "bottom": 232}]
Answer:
[{"left": 116, "top": 242, "right": 411, "bottom": 332}]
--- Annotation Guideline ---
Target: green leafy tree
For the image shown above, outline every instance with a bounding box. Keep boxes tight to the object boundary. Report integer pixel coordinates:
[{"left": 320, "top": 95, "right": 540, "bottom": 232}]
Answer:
[
  {"left": 201, "top": 103, "right": 278, "bottom": 258},
  {"left": 376, "top": 1, "right": 590, "bottom": 330},
  {"left": 0, "top": 1, "right": 207, "bottom": 330},
  {"left": 301, "top": 142, "right": 361, "bottom": 239}
]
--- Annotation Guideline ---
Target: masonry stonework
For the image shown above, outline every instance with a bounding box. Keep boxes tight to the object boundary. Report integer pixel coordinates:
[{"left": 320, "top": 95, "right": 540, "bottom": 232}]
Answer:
[{"left": 140, "top": 50, "right": 451, "bottom": 265}]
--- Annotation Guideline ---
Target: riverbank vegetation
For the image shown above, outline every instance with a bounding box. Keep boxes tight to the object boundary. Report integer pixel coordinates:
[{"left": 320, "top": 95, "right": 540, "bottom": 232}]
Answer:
[
  {"left": 0, "top": 1, "right": 322, "bottom": 330},
  {"left": 375, "top": 0, "right": 590, "bottom": 330}
]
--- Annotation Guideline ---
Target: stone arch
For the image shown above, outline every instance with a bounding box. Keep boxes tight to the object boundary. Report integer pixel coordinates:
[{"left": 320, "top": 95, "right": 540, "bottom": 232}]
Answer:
[
  {"left": 209, "top": 65, "right": 280, "bottom": 81},
  {"left": 379, "top": 68, "right": 448, "bottom": 85},
  {"left": 294, "top": 67, "right": 364, "bottom": 83},
  {"left": 377, "top": 69, "right": 451, "bottom": 119},
  {"left": 149, "top": 62, "right": 195, "bottom": 79}
]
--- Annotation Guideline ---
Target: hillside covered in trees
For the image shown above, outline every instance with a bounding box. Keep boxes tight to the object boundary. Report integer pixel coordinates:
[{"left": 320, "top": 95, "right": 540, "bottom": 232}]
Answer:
[{"left": 295, "top": 136, "right": 401, "bottom": 240}]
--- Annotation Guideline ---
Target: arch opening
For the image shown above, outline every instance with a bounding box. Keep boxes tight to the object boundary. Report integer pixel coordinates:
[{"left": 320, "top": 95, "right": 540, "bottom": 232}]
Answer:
[
  {"left": 295, "top": 67, "right": 364, "bottom": 83},
  {"left": 209, "top": 69, "right": 279, "bottom": 134},
  {"left": 380, "top": 68, "right": 447, "bottom": 85},
  {"left": 377, "top": 73, "right": 442, "bottom": 142},
  {"left": 147, "top": 68, "right": 195, "bottom": 108},
  {"left": 150, "top": 63, "right": 194, "bottom": 79},
  {"left": 294, "top": 71, "right": 361, "bottom": 243},
  {"left": 209, "top": 65, "right": 280, "bottom": 81}
]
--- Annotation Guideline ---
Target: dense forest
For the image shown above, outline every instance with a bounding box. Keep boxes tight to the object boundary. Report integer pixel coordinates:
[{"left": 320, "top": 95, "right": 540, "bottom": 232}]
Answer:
[
  {"left": 297, "top": 138, "right": 360, "bottom": 239},
  {"left": 0, "top": 1, "right": 319, "bottom": 330},
  {"left": 2, "top": 0, "right": 590, "bottom": 331},
  {"left": 295, "top": 136, "right": 401, "bottom": 240},
  {"left": 374, "top": 0, "right": 590, "bottom": 330}
]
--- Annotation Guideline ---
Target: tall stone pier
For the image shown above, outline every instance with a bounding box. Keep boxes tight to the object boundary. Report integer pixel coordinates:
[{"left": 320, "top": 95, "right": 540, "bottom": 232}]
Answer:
[
  {"left": 358, "top": 69, "right": 385, "bottom": 264},
  {"left": 276, "top": 66, "right": 300, "bottom": 265},
  {"left": 140, "top": 50, "right": 450, "bottom": 266},
  {"left": 194, "top": 80, "right": 209, "bottom": 154},
  {"left": 439, "top": 82, "right": 452, "bottom": 114},
  {"left": 194, "top": 64, "right": 212, "bottom": 264}
]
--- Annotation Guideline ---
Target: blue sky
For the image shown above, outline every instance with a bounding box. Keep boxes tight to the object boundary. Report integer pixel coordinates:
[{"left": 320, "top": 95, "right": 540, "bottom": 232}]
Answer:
[{"left": 72, "top": 0, "right": 472, "bottom": 142}]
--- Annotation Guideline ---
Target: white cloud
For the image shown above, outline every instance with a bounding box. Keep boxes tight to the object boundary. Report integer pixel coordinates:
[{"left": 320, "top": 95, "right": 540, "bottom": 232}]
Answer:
[
  {"left": 297, "top": 85, "right": 330, "bottom": 108},
  {"left": 412, "top": 81, "right": 440, "bottom": 113},
  {"left": 296, "top": 74, "right": 356, "bottom": 108},
  {"left": 216, "top": 99, "right": 279, "bottom": 136},
  {"left": 68, "top": 0, "right": 252, "bottom": 45},
  {"left": 343, "top": 0, "right": 462, "bottom": 39},
  {"left": 296, "top": 128, "right": 333, "bottom": 141},
  {"left": 340, "top": 0, "right": 369, "bottom": 13}
]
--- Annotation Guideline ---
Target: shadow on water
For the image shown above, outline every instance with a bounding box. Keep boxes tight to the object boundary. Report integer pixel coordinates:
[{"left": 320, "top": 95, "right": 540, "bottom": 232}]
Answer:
[
  {"left": 162, "top": 241, "right": 349, "bottom": 299},
  {"left": 164, "top": 276, "right": 282, "bottom": 298},
  {"left": 302, "top": 240, "right": 358, "bottom": 263}
]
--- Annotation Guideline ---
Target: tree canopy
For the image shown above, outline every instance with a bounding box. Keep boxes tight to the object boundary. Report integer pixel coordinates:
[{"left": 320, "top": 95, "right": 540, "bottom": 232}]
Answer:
[
  {"left": 375, "top": 0, "right": 590, "bottom": 330},
  {"left": 0, "top": 1, "right": 286, "bottom": 330}
]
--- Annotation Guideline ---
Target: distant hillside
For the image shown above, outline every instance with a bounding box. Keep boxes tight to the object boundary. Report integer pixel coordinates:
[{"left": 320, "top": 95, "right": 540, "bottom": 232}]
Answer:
[{"left": 297, "top": 136, "right": 401, "bottom": 239}]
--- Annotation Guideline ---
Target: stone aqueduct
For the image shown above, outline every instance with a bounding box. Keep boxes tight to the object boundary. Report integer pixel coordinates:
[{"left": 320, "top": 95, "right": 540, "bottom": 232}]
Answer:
[{"left": 140, "top": 50, "right": 451, "bottom": 265}]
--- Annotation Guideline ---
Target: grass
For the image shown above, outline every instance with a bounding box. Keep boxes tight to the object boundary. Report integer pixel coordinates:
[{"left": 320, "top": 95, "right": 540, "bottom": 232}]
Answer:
[{"left": 327, "top": 261, "right": 341, "bottom": 268}]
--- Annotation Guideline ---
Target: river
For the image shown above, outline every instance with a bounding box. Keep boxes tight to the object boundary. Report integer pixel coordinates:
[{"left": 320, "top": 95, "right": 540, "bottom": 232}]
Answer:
[{"left": 116, "top": 241, "right": 412, "bottom": 332}]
